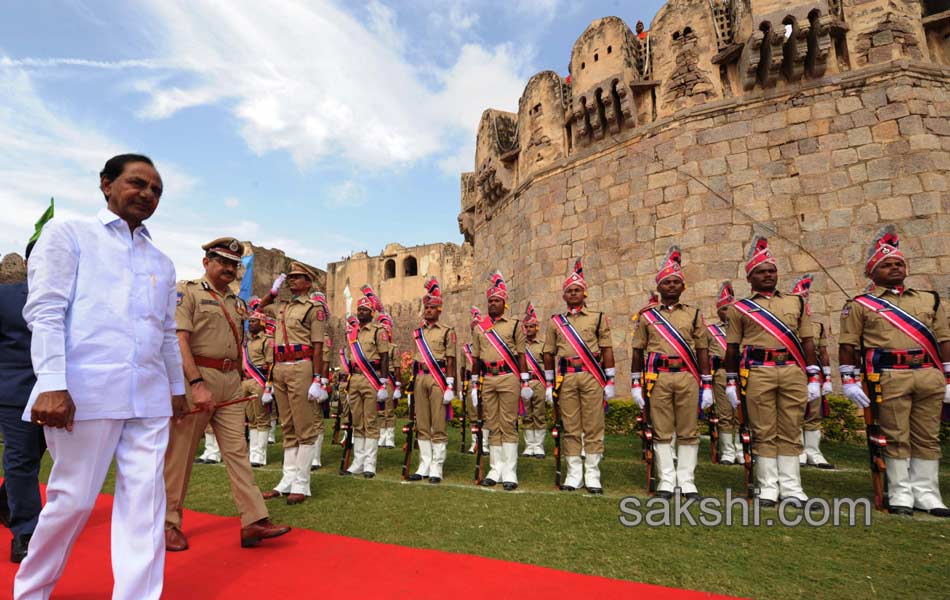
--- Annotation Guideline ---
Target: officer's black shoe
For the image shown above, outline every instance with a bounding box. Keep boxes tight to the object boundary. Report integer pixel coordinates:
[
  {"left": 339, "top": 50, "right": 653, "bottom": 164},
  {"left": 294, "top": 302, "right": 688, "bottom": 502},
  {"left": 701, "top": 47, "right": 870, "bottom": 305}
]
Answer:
[
  {"left": 339, "top": 470, "right": 352, "bottom": 476},
  {"left": 480, "top": 478, "right": 497, "bottom": 487},
  {"left": 428, "top": 477, "right": 441, "bottom": 484},
  {"left": 780, "top": 497, "right": 806, "bottom": 510},
  {"left": 11, "top": 534, "right": 30, "bottom": 564},
  {"left": 586, "top": 487, "right": 603, "bottom": 495},
  {"left": 719, "top": 459, "right": 734, "bottom": 466},
  {"left": 250, "top": 462, "right": 263, "bottom": 468},
  {"left": 193, "top": 458, "right": 207, "bottom": 464},
  {"left": 559, "top": 485, "right": 576, "bottom": 492},
  {"left": 407, "top": 474, "right": 423, "bottom": 481},
  {"left": 927, "top": 507, "right": 950, "bottom": 517},
  {"left": 889, "top": 505, "right": 913, "bottom": 516},
  {"left": 503, "top": 482, "right": 518, "bottom": 491},
  {"left": 655, "top": 490, "right": 673, "bottom": 500},
  {"left": 758, "top": 498, "right": 777, "bottom": 508},
  {"left": 363, "top": 472, "right": 375, "bottom": 479},
  {"left": 814, "top": 462, "right": 835, "bottom": 470},
  {"left": 311, "top": 464, "right": 322, "bottom": 471},
  {"left": 684, "top": 492, "right": 701, "bottom": 501}
]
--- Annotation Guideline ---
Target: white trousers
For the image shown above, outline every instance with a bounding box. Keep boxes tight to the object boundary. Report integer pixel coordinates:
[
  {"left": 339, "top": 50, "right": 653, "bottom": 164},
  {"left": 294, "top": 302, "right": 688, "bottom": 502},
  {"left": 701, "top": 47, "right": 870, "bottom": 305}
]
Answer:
[{"left": 14, "top": 417, "right": 169, "bottom": 600}]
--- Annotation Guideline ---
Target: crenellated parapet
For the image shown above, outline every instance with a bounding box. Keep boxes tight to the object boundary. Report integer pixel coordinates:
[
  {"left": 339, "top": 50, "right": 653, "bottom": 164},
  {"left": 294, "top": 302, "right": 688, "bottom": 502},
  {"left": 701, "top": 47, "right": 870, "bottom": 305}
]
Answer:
[
  {"left": 517, "top": 71, "right": 571, "bottom": 183},
  {"left": 473, "top": 109, "right": 518, "bottom": 211}
]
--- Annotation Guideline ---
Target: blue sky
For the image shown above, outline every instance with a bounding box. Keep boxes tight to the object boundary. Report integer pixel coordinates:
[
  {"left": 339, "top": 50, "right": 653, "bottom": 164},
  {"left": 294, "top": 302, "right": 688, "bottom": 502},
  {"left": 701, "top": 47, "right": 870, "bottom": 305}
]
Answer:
[{"left": 0, "top": 0, "right": 664, "bottom": 279}]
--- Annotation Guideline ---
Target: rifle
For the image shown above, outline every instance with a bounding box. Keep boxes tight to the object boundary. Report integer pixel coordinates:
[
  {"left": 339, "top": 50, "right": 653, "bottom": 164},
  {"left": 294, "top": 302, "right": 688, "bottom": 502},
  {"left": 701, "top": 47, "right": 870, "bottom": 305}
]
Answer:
[
  {"left": 551, "top": 375, "right": 564, "bottom": 489},
  {"left": 639, "top": 372, "right": 657, "bottom": 495},
  {"left": 737, "top": 367, "right": 755, "bottom": 501},
  {"left": 707, "top": 406, "right": 720, "bottom": 464},
  {"left": 338, "top": 406, "right": 354, "bottom": 475},
  {"left": 331, "top": 374, "right": 347, "bottom": 445},
  {"left": 401, "top": 374, "right": 416, "bottom": 480},
  {"left": 862, "top": 371, "right": 889, "bottom": 511},
  {"left": 460, "top": 367, "right": 470, "bottom": 454},
  {"left": 474, "top": 376, "right": 485, "bottom": 483}
]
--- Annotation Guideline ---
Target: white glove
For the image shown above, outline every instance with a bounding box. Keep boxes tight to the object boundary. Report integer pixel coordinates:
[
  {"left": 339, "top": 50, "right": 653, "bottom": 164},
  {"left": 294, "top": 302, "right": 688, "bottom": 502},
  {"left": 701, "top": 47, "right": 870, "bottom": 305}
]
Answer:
[
  {"left": 631, "top": 386, "right": 644, "bottom": 409},
  {"left": 393, "top": 383, "right": 402, "bottom": 400},
  {"left": 725, "top": 373, "right": 739, "bottom": 409},
  {"left": 308, "top": 379, "right": 323, "bottom": 402},
  {"left": 944, "top": 364, "right": 950, "bottom": 403},
  {"left": 944, "top": 384, "right": 950, "bottom": 404},
  {"left": 470, "top": 385, "right": 479, "bottom": 407},
  {"left": 806, "top": 365, "right": 822, "bottom": 402},
  {"left": 443, "top": 378, "right": 455, "bottom": 404},
  {"left": 701, "top": 387, "right": 714, "bottom": 410},
  {"left": 261, "top": 385, "right": 274, "bottom": 405},
  {"left": 519, "top": 373, "right": 533, "bottom": 400},
  {"left": 822, "top": 367, "right": 832, "bottom": 396},
  {"left": 604, "top": 367, "right": 616, "bottom": 400},
  {"left": 545, "top": 385, "right": 553, "bottom": 405},
  {"left": 843, "top": 382, "right": 870, "bottom": 408},
  {"left": 376, "top": 387, "right": 388, "bottom": 401},
  {"left": 270, "top": 273, "right": 287, "bottom": 296}
]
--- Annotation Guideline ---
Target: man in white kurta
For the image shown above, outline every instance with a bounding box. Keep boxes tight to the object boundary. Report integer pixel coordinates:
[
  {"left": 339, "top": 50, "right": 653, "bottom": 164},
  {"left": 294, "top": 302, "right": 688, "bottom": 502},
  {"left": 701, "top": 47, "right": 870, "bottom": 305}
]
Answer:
[{"left": 14, "top": 154, "right": 187, "bottom": 600}]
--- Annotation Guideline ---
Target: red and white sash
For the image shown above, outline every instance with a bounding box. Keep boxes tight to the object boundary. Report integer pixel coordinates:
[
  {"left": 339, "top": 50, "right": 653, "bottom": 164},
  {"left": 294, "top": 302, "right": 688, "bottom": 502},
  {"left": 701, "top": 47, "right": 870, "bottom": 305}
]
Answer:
[
  {"left": 550, "top": 314, "right": 608, "bottom": 387},
  {"left": 733, "top": 299, "right": 807, "bottom": 371},
  {"left": 853, "top": 294, "right": 941, "bottom": 368},
  {"left": 473, "top": 316, "right": 520, "bottom": 375},
  {"left": 347, "top": 327, "right": 383, "bottom": 391},
  {"left": 414, "top": 328, "right": 449, "bottom": 393}
]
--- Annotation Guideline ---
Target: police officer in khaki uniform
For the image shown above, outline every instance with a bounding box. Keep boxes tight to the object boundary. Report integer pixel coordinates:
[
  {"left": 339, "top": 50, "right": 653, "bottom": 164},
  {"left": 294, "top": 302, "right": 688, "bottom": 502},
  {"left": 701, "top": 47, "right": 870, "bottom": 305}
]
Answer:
[
  {"left": 542, "top": 259, "right": 615, "bottom": 494},
  {"left": 839, "top": 225, "right": 950, "bottom": 517},
  {"left": 724, "top": 236, "right": 820, "bottom": 508},
  {"left": 308, "top": 292, "right": 332, "bottom": 471},
  {"left": 258, "top": 262, "right": 326, "bottom": 504},
  {"left": 164, "top": 238, "right": 289, "bottom": 551},
  {"left": 242, "top": 309, "right": 273, "bottom": 467},
  {"left": 340, "top": 286, "right": 390, "bottom": 477},
  {"left": 408, "top": 277, "right": 457, "bottom": 483},
  {"left": 470, "top": 272, "right": 529, "bottom": 490},
  {"left": 376, "top": 313, "right": 400, "bottom": 449},
  {"left": 707, "top": 281, "right": 742, "bottom": 465},
  {"left": 522, "top": 302, "right": 547, "bottom": 458},
  {"left": 630, "top": 247, "right": 712, "bottom": 499},
  {"left": 788, "top": 274, "right": 835, "bottom": 470}
]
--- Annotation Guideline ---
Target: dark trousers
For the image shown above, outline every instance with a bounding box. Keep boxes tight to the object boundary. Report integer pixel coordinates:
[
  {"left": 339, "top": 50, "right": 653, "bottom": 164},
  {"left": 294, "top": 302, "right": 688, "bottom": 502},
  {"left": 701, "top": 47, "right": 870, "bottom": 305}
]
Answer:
[{"left": 0, "top": 406, "right": 46, "bottom": 536}]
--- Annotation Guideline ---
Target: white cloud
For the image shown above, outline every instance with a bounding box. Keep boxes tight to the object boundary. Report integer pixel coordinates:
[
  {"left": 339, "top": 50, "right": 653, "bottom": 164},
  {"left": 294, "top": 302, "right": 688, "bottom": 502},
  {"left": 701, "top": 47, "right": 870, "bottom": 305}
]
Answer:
[
  {"left": 224, "top": 197, "right": 240, "bottom": 208},
  {"left": 130, "top": 0, "right": 533, "bottom": 172},
  {"left": 325, "top": 180, "right": 366, "bottom": 208}
]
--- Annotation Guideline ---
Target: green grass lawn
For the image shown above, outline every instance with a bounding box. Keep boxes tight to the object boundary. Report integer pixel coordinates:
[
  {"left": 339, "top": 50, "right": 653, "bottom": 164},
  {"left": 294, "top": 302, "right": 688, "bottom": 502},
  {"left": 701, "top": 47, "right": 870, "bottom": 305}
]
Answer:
[{"left": 15, "top": 421, "right": 950, "bottom": 600}]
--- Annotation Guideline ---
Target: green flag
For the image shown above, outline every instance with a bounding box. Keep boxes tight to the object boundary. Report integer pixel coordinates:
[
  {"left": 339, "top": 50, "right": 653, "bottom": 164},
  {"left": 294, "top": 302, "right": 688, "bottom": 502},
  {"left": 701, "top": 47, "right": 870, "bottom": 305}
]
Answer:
[{"left": 28, "top": 198, "right": 55, "bottom": 245}]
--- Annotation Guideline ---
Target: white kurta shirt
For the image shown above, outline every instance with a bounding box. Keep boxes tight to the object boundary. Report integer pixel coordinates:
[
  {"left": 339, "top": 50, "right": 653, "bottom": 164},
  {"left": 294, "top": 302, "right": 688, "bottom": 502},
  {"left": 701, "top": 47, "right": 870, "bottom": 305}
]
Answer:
[{"left": 23, "top": 207, "right": 185, "bottom": 421}]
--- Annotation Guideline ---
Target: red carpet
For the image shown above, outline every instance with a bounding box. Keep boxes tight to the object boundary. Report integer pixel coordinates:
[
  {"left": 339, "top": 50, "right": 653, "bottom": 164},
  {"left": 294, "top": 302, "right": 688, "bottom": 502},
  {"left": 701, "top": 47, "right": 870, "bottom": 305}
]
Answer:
[{"left": 0, "top": 491, "right": 738, "bottom": 599}]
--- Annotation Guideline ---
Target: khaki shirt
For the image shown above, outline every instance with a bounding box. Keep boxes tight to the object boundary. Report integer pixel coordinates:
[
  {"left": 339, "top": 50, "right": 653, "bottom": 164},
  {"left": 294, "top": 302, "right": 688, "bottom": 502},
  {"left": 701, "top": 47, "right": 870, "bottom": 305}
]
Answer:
[
  {"left": 706, "top": 322, "right": 728, "bottom": 359},
  {"left": 176, "top": 277, "right": 246, "bottom": 360},
  {"left": 351, "top": 323, "right": 390, "bottom": 362},
  {"left": 264, "top": 295, "right": 326, "bottom": 347},
  {"left": 246, "top": 330, "right": 272, "bottom": 369},
  {"left": 839, "top": 288, "right": 950, "bottom": 349},
  {"left": 542, "top": 308, "right": 612, "bottom": 358},
  {"left": 525, "top": 337, "right": 544, "bottom": 376},
  {"left": 471, "top": 315, "right": 526, "bottom": 363},
  {"left": 726, "top": 291, "right": 813, "bottom": 348},
  {"left": 630, "top": 303, "right": 706, "bottom": 355},
  {"left": 412, "top": 321, "right": 457, "bottom": 362}
]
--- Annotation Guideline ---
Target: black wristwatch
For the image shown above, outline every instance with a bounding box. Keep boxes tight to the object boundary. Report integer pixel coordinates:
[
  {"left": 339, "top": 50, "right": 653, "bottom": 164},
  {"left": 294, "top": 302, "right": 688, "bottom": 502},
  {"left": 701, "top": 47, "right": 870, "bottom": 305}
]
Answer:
[{"left": 189, "top": 377, "right": 205, "bottom": 386}]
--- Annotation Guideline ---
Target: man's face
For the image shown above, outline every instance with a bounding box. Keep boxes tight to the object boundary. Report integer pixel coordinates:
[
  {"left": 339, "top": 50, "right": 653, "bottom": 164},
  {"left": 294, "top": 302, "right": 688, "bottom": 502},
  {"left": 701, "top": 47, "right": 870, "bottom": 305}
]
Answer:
[
  {"left": 525, "top": 322, "right": 539, "bottom": 338},
  {"left": 423, "top": 304, "right": 441, "bottom": 322},
  {"left": 657, "top": 277, "right": 684, "bottom": 303},
  {"left": 717, "top": 306, "right": 729, "bottom": 322},
  {"left": 871, "top": 257, "right": 906, "bottom": 288},
  {"left": 748, "top": 263, "right": 778, "bottom": 293},
  {"left": 249, "top": 318, "right": 263, "bottom": 334},
  {"left": 101, "top": 161, "right": 163, "bottom": 225},
  {"left": 287, "top": 274, "right": 311, "bottom": 294},
  {"left": 636, "top": 21, "right": 644, "bottom": 33},
  {"left": 487, "top": 296, "right": 505, "bottom": 317},
  {"left": 203, "top": 254, "right": 238, "bottom": 285},
  {"left": 357, "top": 306, "right": 372, "bottom": 324},
  {"left": 562, "top": 284, "right": 585, "bottom": 307}
]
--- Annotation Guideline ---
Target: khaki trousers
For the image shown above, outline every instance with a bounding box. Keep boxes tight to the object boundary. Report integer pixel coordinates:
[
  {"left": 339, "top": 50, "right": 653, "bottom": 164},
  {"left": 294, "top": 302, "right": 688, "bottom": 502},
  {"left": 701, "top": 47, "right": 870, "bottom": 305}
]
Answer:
[
  {"left": 744, "top": 365, "right": 806, "bottom": 457},
  {"left": 802, "top": 397, "right": 823, "bottom": 431},
  {"left": 414, "top": 374, "right": 448, "bottom": 444},
  {"left": 165, "top": 366, "right": 267, "bottom": 529},
  {"left": 482, "top": 372, "right": 520, "bottom": 445},
  {"left": 349, "top": 374, "right": 380, "bottom": 439},
  {"left": 523, "top": 381, "right": 547, "bottom": 429},
  {"left": 242, "top": 379, "right": 270, "bottom": 431},
  {"left": 273, "top": 360, "right": 319, "bottom": 447},
  {"left": 713, "top": 368, "right": 739, "bottom": 433},
  {"left": 649, "top": 371, "right": 699, "bottom": 445},
  {"left": 557, "top": 372, "right": 605, "bottom": 456},
  {"left": 877, "top": 368, "right": 944, "bottom": 460}
]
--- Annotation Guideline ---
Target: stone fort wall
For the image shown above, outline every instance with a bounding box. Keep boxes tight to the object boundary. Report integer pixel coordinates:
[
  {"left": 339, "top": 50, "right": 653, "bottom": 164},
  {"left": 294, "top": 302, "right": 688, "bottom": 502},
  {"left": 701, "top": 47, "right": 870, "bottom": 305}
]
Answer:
[{"left": 457, "top": 0, "right": 950, "bottom": 382}]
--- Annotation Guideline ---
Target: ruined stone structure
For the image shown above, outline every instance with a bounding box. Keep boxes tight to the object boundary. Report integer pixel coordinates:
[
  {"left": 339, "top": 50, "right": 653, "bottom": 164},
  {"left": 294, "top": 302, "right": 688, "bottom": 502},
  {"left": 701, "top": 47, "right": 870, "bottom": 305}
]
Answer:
[
  {"left": 237, "top": 243, "right": 325, "bottom": 302},
  {"left": 458, "top": 0, "right": 950, "bottom": 382},
  {"left": 324, "top": 242, "right": 474, "bottom": 361},
  {"left": 0, "top": 253, "right": 27, "bottom": 284}
]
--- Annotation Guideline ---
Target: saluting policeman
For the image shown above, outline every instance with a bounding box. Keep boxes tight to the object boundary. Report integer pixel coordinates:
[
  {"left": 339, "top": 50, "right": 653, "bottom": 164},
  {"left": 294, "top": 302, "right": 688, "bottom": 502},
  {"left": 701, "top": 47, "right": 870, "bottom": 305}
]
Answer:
[
  {"left": 542, "top": 259, "right": 615, "bottom": 494},
  {"left": 839, "top": 225, "right": 950, "bottom": 517},
  {"left": 724, "top": 237, "right": 821, "bottom": 508},
  {"left": 164, "top": 238, "right": 289, "bottom": 551},
  {"left": 258, "top": 262, "right": 327, "bottom": 505}
]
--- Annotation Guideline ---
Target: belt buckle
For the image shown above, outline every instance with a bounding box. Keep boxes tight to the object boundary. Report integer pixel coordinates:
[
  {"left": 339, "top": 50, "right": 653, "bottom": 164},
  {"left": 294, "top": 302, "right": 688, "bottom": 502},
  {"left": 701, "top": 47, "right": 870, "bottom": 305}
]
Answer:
[
  {"left": 490, "top": 367, "right": 500, "bottom": 376},
  {"left": 221, "top": 358, "right": 233, "bottom": 371},
  {"left": 773, "top": 352, "right": 787, "bottom": 363},
  {"left": 908, "top": 354, "right": 923, "bottom": 366}
]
